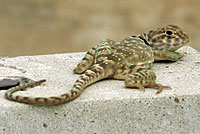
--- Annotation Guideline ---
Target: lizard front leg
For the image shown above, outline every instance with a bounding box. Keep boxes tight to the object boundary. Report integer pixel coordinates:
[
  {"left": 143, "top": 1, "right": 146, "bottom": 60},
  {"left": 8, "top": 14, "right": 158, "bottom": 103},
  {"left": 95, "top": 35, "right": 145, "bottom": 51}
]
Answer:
[
  {"left": 153, "top": 50, "right": 186, "bottom": 61},
  {"left": 125, "top": 70, "right": 171, "bottom": 94}
]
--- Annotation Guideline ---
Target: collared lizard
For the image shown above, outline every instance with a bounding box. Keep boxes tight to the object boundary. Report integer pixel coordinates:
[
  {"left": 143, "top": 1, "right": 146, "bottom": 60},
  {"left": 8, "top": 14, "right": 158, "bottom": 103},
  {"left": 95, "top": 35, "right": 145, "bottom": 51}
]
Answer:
[{"left": 5, "top": 25, "right": 189, "bottom": 105}]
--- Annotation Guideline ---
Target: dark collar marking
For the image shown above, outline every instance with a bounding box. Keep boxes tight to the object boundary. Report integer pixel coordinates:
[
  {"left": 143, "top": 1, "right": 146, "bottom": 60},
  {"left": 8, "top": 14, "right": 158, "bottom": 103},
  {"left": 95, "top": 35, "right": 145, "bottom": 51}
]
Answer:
[{"left": 138, "top": 36, "right": 152, "bottom": 47}]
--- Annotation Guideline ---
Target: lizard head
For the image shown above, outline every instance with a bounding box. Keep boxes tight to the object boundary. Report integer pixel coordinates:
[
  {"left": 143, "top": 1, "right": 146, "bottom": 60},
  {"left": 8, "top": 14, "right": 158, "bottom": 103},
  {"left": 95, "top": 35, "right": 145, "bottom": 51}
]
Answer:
[{"left": 145, "top": 25, "right": 189, "bottom": 51}]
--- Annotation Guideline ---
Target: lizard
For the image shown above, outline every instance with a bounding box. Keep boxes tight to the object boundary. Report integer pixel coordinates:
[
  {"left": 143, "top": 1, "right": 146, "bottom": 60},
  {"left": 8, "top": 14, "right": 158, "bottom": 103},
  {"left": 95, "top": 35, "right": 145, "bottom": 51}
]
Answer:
[{"left": 5, "top": 25, "right": 189, "bottom": 105}]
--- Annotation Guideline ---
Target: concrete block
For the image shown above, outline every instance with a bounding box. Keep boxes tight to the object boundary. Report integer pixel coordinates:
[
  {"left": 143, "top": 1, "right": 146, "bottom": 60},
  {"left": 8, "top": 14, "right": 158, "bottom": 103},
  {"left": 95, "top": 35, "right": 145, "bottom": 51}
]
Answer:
[{"left": 0, "top": 46, "right": 200, "bottom": 134}]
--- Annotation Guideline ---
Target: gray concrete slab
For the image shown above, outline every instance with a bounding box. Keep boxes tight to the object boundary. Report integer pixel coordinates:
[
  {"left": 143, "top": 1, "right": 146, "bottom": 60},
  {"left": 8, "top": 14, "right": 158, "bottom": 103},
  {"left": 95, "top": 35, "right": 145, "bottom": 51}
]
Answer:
[{"left": 0, "top": 46, "right": 200, "bottom": 134}]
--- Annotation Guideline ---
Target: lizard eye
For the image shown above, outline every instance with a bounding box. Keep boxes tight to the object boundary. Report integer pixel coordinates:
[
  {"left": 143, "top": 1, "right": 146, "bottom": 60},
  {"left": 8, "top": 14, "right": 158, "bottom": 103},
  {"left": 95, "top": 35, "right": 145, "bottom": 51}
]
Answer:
[{"left": 165, "top": 30, "right": 173, "bottom": 36}]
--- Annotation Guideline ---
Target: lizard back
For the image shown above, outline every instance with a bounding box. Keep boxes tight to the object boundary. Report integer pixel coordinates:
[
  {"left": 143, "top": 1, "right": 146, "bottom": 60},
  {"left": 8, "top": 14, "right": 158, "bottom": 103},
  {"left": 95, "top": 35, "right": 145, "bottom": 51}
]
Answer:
[{"left": 95, "top": 36, "right": 154, "bottom": 79}]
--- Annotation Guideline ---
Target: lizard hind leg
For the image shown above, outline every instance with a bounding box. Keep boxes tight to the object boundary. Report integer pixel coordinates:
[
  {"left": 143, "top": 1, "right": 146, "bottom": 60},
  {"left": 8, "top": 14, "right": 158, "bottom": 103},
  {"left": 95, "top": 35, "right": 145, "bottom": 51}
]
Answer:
[
  {"left": 74, "top": 47, "right": 96, "bottom": 74},
  {"left": 125, "top": 70, "right": 171, "bottom": 94},
  {"left": 74, "top": 38, "right": 115, "bottom": 74}
]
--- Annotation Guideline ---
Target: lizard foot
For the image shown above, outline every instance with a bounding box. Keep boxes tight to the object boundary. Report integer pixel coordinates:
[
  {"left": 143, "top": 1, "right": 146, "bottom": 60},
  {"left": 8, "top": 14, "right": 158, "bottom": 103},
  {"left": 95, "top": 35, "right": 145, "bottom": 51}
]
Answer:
[{"left": 152, "top": 83, "right": 171, "bottom": 94}]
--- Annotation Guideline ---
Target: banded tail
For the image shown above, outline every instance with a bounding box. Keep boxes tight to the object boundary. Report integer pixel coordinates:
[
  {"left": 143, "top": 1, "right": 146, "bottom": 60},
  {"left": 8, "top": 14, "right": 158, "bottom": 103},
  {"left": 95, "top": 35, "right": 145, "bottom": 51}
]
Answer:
[{"left": 5, "top": 60, "right": 115, "bottom": 105}]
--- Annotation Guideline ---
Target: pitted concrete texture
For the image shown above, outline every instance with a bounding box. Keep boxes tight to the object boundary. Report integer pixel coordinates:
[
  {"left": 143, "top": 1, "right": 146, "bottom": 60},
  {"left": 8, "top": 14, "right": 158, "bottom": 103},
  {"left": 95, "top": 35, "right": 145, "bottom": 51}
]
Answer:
[{"left": 0, "top": 46, "right": 200, "bottom": 134}]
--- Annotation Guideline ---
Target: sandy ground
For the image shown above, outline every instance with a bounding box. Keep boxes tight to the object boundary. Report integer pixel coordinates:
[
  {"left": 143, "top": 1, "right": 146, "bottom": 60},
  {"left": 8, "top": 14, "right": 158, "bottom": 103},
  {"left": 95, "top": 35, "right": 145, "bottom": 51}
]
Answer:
[{"left": 0, "top": 0, "right": 199, "bottom": 57}]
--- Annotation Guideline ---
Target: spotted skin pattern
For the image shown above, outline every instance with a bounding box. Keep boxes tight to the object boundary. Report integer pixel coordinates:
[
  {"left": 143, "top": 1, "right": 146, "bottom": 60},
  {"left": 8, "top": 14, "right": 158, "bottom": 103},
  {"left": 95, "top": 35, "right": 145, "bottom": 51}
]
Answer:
[{"left": 5, "top": 25, "right": 189, "bottom": 105}]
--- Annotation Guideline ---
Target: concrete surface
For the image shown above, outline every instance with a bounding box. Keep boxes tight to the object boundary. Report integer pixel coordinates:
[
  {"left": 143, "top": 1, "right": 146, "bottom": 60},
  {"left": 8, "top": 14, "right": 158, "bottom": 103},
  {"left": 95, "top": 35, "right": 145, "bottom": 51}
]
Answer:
[{"left": 0, "top": 46, "right": 200, "bottom": 134}]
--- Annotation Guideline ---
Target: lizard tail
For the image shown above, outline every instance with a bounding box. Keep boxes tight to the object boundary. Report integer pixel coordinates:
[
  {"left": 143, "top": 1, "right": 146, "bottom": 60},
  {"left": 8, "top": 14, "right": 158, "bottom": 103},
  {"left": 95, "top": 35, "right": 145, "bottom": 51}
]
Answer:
[{"left": 5, "top": 60, "right": 115, "bottom": 105}]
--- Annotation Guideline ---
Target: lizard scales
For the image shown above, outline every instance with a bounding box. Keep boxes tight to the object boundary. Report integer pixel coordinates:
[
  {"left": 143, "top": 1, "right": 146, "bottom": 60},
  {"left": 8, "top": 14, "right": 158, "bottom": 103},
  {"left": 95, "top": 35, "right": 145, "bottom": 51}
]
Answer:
[{"left": 5, "top": 25, "right": 189, "bottom": 105}]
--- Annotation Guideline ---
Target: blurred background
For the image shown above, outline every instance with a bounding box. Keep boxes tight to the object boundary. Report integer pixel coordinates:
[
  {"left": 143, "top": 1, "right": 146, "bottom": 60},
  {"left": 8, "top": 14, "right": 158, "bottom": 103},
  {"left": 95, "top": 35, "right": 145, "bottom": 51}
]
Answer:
[{"left": 0, "top": 0, "right": 199, "bottom": 57}]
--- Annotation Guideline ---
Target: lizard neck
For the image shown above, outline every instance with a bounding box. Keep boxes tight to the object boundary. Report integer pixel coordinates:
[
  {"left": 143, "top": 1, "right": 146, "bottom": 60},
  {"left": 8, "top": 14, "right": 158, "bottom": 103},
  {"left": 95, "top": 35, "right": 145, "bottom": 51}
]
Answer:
[{"left": 138, "top": 32, "right": 152, "bottom": 47}]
